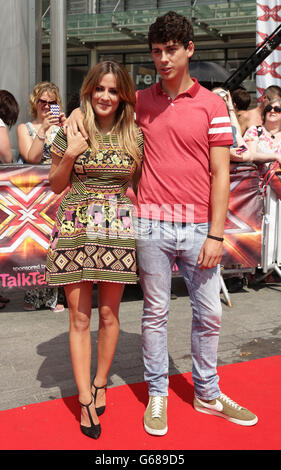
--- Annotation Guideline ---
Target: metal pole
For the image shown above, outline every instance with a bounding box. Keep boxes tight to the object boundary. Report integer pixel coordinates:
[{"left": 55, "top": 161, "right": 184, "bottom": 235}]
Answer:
[
  {"left": 35, "top": 0, "right": 42, "bottom": 84},
  {"left": 29, "top": 0, "right": 42, "bottom": 87},
  {"left": 220, "top": 275, "right": 232, "bottom": 308},
  {"left": 50, "top": 0, "right": 67, "bottom": 111},
  {"left": 0, "top": 0, "right": 40, "bottom": 159}
]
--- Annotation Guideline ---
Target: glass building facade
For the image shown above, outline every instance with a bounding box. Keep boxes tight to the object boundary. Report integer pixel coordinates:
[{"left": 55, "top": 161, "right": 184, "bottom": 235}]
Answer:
[{"left": 41, "top": 1, "right": 257, "bottom": 108}]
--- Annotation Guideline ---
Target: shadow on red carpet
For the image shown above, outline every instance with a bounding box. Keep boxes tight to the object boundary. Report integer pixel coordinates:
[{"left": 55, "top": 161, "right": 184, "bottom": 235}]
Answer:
[{"left": 1, "top": 356, "right": 280, "bottom": 450}]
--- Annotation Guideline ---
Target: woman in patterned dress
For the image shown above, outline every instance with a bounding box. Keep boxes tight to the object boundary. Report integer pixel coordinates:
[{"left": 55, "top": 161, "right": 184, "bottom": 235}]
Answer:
[
  {"left": 17, "top": 82, "right": 65, "bottom": 313},
  {"left": 244, "top": 98, "right": 281, "bottom": 166},
  {"left": 46, "top": 61, "right": 143, "bottom": 439}
]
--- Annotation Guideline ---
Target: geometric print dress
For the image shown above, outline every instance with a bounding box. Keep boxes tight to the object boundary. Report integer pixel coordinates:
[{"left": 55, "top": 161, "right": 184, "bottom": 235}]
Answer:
[{"left": 45, "top": 126, "right": 143, "bottom": 286}]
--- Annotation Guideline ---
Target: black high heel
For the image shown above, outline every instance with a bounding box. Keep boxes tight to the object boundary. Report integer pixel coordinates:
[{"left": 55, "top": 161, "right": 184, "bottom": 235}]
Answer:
[
  {"left": 91, "top": 377, "right": 107, "bottom": 416},
  {"left": 79, "top": 398, "right": 101, "bottom": 439}
]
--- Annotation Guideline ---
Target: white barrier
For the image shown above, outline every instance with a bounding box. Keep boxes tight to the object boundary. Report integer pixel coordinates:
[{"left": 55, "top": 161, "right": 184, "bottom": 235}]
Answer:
[{"left": 261, "top": 184, "right": 281, "bottom": 276}]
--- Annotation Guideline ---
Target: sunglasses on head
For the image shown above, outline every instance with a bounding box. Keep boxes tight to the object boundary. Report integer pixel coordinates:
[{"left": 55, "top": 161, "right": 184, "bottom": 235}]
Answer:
[
  {"left": 38, "top": 98, "right": 57, "bottom": 106},
  {"left": 264, "top": 104, "right": 281, "bottom": 113}
]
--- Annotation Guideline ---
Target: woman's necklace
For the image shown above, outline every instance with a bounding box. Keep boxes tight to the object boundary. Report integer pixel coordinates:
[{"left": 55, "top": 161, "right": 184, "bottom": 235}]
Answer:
[{"left": 266, "top": 128, "right": 281, "bottom": 139}]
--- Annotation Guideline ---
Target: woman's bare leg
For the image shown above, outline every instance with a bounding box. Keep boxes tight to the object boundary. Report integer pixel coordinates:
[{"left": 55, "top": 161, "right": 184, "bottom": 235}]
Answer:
[
  {"left": 64, "top": 281, "right": 99, "bottom": 427},
  {"left": 92, "top": 282, "right": 124, "bottom": 408}
]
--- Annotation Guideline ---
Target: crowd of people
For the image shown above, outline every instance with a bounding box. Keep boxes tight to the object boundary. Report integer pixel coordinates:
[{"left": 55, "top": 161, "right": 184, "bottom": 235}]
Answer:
[
  {"left": 2, "top": 10, "right": 281, "bottom": 440},
  {"left": 212, "top": 84, "right": 281, "bottom": 167},
  {"left": 1, "top": 83, "right": 66, "bottom": 312}
]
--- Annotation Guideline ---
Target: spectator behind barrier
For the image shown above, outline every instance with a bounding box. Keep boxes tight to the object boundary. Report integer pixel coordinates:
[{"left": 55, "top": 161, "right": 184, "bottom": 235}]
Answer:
[
  {"left": 239, "top": 85, "right": 281, "bottom": 136},
  {"left": 231, "top": 87, "right": 251, "bottom": 111},
  {"left": 16, "top": 81, "right": 65, "bottom": 313},
  {"left": 244, "top": 98, "right": 281, "bottom": 167},
  {"left": 0, "top": 89, "right": 19, "bottom": 163},
  {"left": 212, "top": 87, "right": 251, "bottom": 163},
  {"left": 231, "top": 88, "right": 251, "bottom": 137},
  {"left": 0, "top": 90, "right": 19, "bottom": 307},
  {"left": 17, "top": 81, "right": 65, "bottom": 164}
]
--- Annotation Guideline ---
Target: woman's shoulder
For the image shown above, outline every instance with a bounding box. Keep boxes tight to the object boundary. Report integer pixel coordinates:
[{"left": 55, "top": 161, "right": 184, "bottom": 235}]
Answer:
[
  {"left": 17, "top": 121, "right": 36, "bottom": 136},
  {"left": 247, "top": 124, "right": 260, "bottom": 132},
  {"left": 244, "top": 125, "right": 263, "bottom": 140}
]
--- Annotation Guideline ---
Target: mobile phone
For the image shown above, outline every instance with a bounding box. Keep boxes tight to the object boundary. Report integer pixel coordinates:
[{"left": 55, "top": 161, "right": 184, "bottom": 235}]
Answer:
[
  {"left": 50, "top": 104, "right": 61, "bottom": 126},
  {"left": 235, "top": 145, "right": 247, "bottom": 155},
  {"left": 218, "top": 90, "right": 227, "bottom": 98}
]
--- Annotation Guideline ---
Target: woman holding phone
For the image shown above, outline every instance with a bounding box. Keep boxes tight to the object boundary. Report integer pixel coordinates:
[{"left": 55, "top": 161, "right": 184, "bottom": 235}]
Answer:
[
  {"left": 17, "top": 82, "right": 65, "bottom": 312},
  {"left": 17, "top": 81, "right": 65, "bottom": 165},
  {"left": 45, "top": 61, "right": 143, "bottom": 439}
]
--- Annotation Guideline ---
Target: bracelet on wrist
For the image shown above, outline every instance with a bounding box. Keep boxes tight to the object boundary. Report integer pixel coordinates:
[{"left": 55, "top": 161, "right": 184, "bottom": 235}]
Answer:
[
  {"left": 207, "top": 234, "right": 224, "bottom": 242},
  {"left": 36, "top": 132, "right": 46, "bottom": 141}
]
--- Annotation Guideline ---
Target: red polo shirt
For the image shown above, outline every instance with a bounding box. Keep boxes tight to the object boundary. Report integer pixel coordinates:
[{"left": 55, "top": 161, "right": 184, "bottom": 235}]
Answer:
[{"left": 135, "top": 79, "right": 233, "bottom": 223}]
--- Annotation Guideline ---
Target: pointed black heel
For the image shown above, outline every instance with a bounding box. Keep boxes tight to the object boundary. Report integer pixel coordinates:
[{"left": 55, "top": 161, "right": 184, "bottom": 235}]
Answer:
[
  {"left": 79, "top": 398, "right": 101, "bottom": 439},
  {"left": 91, "top": 377, "right": 107, "bottom": 417}
]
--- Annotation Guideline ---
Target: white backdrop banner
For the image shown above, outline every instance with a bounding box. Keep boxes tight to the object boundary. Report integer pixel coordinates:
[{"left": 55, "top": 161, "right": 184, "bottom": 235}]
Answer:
[{"left": 256, "top": 0, "right": 281, "bottom": 100}]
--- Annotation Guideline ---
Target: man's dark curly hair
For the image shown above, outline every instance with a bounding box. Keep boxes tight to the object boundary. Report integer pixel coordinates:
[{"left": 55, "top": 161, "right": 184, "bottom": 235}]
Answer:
[{"left": 148, "top": 11, "right": 194, "bottom": 50}]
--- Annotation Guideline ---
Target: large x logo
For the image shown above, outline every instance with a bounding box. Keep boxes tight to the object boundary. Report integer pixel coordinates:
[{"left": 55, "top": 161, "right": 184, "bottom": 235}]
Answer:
[
  {"left": 257, "top": 3, "right": 281, "bottom": 22},
  {"left": 0, "top": 167, "right": 64, "bottom": 253},
  {"left": 257, "top": 60, "right": 281, "bottom": 79}
]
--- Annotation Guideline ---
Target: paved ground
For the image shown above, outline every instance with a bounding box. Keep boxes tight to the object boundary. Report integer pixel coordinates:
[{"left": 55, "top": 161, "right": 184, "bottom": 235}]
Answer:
[{"left": 1, "top": 276, "right": 281, "bottom": 411}]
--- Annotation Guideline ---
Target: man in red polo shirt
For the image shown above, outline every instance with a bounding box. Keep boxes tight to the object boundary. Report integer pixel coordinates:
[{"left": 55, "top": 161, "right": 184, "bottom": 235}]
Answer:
[
  {"left": 135, "top": 74, "right": 233, "bottom": 224},
  {"left": 133, "top": 11, "right": 257, "bottom": 436},
  {"left": 67, "top": 11, "right": 258, "bottom": 436}
]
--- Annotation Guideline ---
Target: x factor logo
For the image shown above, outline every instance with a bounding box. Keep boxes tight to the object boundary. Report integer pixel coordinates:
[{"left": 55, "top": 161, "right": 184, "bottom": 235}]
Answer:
[
  {"left": 257, "top": 60, "right": 281, "bottom": 79},
  {"left": 257, "top": 3, "right": 281, "bottom": 22},
  {"left": 0, "top": 166, "right": 64, "bottom": 254}
]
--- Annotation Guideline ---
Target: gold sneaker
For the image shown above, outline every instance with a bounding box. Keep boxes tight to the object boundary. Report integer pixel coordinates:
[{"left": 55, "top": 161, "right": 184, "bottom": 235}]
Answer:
[
  {"left": 144, "top": 396, "right": 168, "bottom": 436},
  {"left": 194, "top": 393, "right": 258, "bottom": 426}
]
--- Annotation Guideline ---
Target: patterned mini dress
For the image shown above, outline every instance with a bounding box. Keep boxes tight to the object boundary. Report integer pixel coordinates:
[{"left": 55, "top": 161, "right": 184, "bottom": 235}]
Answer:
[{"left": 45, "top": 127, "right": 143, "bottom": 286}]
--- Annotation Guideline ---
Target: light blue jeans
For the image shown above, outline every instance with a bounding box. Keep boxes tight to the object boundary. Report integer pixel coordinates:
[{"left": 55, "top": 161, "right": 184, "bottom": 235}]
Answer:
[{"left": 135, "top": 218, "right": 222, "bottom": 401}]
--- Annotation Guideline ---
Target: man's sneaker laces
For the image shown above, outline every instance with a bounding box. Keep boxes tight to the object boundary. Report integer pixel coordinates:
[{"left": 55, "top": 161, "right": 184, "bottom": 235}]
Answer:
[
  {"left": 220, "top": 393, "right": 242, "bottom": 409},
  {"left": 194, "top": 392, "right": 258, "bottom": 426},
  {"left": 151, "top": 396, "right": 165, "bottom": 418},
  {"left": 143, "top": 396, "right": 168, "bottom": 436}
]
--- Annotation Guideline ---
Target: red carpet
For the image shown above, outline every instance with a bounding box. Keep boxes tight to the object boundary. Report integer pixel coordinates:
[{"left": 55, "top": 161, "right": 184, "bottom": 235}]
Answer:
[{"left": 1, "top": 356, "right": 280, "bottom": 450}]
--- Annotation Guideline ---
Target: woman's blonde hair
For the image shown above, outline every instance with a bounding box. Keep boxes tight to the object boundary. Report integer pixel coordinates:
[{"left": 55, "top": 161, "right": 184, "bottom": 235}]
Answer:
[
  {"left": 80, "top": 61, "right": 141, "bottom": 166},
  {"left": 29, "top": 81, "right": 62, "bottom": 118}
]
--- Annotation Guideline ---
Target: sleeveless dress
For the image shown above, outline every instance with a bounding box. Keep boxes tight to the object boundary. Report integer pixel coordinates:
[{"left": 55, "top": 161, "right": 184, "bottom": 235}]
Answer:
[
  {"left": 45, "top": 127, "right": 143, "bottom": 286},
  {"left": 17, "top": 122, "right": 59, "bottom": 164}
]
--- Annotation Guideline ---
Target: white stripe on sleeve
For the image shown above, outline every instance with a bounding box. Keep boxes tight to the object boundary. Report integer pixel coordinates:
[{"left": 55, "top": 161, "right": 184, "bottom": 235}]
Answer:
[
  {"left": 210, "top": 117, "right": 231, "bottom": 124},
  {"left": 208, "top": 126, "right": 233, "bottom": 134}
]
